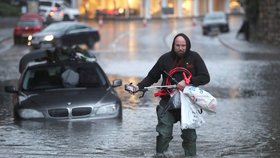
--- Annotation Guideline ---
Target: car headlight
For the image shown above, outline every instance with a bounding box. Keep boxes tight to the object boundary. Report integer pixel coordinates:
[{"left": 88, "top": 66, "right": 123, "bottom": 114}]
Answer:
[
  {"left": 28, "top": 35, "right": 32, "bottom": 41},
  {"left": 44, "top": 35, "right": 54, "bottom": 41},
  {"left": 96, "top": 104, "right": 118, "bottom": 115},
  {"left": 18, "top": 109, "right": 44, "bottom": 119}
]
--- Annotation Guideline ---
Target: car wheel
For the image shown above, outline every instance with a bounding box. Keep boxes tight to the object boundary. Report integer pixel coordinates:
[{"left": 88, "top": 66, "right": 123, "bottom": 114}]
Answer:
[
  {"left": 46, "top": 15, "right": 53, "bottom": 24},
  {"left": 117, "top": 106, "right": 123, "bottom": 121},
  {"left": 63, "top": 15, "right": 70, "bottom": 21},
  {"left": 225, "top": 27, "right": 230, "bottom": 33},
  {"left": 13, "top": 106, "right": 21, "bottom": 120},
  {"left": 14, "top": 37, "right": 20, "bottom": 45},
  {"left": 87, "top": 37, "right": 95, "bottom": 49},
  {"left": 203, "top": 31, "right": 207, "bottom": 36}
]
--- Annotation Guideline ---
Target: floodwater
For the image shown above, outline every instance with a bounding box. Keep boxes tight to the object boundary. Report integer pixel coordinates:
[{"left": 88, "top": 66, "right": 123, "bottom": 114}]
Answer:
[{"left": 0, "top": 16, "right": 280, "bottom": 157}]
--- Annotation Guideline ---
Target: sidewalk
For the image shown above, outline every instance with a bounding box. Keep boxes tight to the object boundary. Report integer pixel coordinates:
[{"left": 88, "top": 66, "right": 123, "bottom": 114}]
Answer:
[
  {"left": 0, "top": 17, "right": 17, "bottom": 42},
  {"left": 218, "top": 31, "right": 280, "bottom": 54},
  {"left": 0, "top": 28, "right": 13, "bottom": 42}
]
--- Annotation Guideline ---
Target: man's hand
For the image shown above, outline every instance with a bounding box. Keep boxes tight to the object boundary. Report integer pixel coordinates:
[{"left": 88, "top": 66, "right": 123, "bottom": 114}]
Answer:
[
  {"left": 176, "top": 80, "right": 187, "bottom": 90},
  {"left": 124, "top": 83, "right": 139, "bottom": 94}
]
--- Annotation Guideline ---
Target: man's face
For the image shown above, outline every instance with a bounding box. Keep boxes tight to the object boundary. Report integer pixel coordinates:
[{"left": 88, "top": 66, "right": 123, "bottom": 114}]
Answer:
[{"left": 174, "top": 36, "right": 187, "bottom": 57}]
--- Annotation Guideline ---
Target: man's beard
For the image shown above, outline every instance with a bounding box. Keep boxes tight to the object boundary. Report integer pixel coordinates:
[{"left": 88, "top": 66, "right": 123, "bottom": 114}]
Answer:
[{"left": 175, "top": 51, "right": 185, "bottom": 57}]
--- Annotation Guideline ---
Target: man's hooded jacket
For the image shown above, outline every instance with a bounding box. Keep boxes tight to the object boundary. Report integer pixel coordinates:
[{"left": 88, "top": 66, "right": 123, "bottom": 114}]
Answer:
[{"left": 137, "top": 33, "right": 210, "bottom": 100}]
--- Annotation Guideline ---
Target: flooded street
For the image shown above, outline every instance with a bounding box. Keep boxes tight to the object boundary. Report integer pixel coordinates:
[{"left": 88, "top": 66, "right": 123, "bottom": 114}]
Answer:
[{"left": 0, "top": 16, "right": 280, "bottom": 157}]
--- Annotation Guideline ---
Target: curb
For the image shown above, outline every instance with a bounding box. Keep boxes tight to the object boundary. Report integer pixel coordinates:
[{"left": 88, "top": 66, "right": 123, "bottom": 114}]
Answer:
[
  {"left": 217, "top": 34, "right": 241, "bottom": 53},
  {"left": 218, "top": 32, "right": 280, "bottom": 54},
  {"left": 0, "top": 36, "right": 12, "bottom": 43},
  {"left": 0, "top": 28, "right": 14, "bottom": 44}
]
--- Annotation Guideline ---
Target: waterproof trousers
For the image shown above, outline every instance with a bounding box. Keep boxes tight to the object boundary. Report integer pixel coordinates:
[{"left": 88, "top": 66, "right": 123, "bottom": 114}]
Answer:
[{"left": 156, "top": 105, "right": 197, "bottom": 156}]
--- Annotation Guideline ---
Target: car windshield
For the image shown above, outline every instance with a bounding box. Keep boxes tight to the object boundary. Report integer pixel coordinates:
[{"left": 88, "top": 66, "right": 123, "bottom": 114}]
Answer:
[
  {"left": 43, "top": 23, "right": 69, "bottom": 32},
  {"left": 204, "top": 12, "right": 225, "bottom": 20},
  {"left": 39, "top": 2, "right": 52, "bottom": 7},
  {"left": 22, "top": 63, "right": 108, "bottom": 91},
  {"left": 18, "top": 20, "right": 41, "bottom": 27},
  {"left": 62, "top": 2, "right": 71, "bottom": 8}
]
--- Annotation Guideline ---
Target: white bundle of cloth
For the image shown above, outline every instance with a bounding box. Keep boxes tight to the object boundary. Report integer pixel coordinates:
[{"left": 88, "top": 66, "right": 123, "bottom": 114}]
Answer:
[
  {"left": 180, "top": 86, "right": 217, "bottom": 129},
  {"left": 183, "top": 86, "right": 217, "bottom": 114}
]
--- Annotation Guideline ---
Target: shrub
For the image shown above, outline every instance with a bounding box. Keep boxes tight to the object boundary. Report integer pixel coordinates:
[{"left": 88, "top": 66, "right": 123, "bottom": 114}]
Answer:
[{"left": 0, "top": 2, "right": 21, "bottom": 17}]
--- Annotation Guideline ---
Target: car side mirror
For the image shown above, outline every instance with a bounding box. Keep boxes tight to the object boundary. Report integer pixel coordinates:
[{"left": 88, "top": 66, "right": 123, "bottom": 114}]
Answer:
[
  {"left": 112, "top": 79, "right": 122, "bottom": 87},
  {"left": 4, "top": 86, "right": 18, "bottom": 93}
]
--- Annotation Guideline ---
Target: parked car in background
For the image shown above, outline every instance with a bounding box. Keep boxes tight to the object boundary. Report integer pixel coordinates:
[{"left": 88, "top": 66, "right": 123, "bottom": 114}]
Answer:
[
  {"left": 20, "top": 13, "right": 44, "bottom": 23},
  {"left": 39, "top": 0, "right": 64, "bottom": 23},
  {"left": 202, "top": 11, "right": 229, "bottom": 35},
  {"left": 13, "top": 13, "right": 44, "bottom": 45},
  {"left": 39, "top": 0, "right": 80, "bottom": 23},
  {"left": 59, "top": 1, "right": 80, "bottom": 21},
  {"left": 29, "top": 21, "right": 100, "bottom": 49},
  {"left": 5, "top": 47, "right": 123, "bottom": 121}
]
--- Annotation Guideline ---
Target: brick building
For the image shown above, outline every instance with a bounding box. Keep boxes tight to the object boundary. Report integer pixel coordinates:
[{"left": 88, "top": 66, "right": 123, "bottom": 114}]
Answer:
[{"left": 248, "top": 0, "right": 280, "bottom": 45}]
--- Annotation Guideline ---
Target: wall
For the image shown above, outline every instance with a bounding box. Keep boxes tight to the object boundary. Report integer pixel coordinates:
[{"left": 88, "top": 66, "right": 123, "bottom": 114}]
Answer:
[{"left": 250, "top": 0, "right": 280, "bottom": 45}]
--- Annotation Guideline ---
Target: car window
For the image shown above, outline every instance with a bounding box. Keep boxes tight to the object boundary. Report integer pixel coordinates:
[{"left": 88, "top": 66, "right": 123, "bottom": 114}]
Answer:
[
  {"left": 77, "top": 65, "right": 107, "bottom": 88},
  {"left": 76, "top": 25, "right": 88, "bottom": 30},
  {"left": 23, "top": 66, "right": 62, "bottom": 90},
  {"left": 22, "top": 63, "right": 108, "bottom": 91},
  {"left": 62, "top": 2, "right": 71, "bottom": 8},
  {"left": 204, "top": 13, "right": 225, "bottom": 20},
  {"left": 43, "top": 23, "right": 68, "bottom": 32},
  {"left": 66, "top": 25, "right": 78, "bottom": 32},
  {"left": 66, "top": 24, "right": 89, "bottom": 33},
  {"left": 54, "top": 2, "right": 62, "bottom": 8},
  {"left": 18, "top": 20, "right": 41, "bottom": 27},
  {"left": 39, "top": 2, "right": 52, "bottom": 7}
]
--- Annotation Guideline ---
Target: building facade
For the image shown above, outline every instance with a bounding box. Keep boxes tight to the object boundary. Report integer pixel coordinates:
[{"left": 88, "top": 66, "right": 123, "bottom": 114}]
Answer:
[
  {"left": 247, "top": 0, "right": 280, "bottom": 45},
  {"left": 69, "top": 0, "right": 241, "bottom": 19}
]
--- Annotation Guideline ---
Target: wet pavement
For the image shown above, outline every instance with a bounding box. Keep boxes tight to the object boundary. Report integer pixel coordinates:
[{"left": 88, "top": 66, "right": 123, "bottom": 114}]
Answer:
[{"left": 0, "top": 15, "right": 280, "bottom": 157}]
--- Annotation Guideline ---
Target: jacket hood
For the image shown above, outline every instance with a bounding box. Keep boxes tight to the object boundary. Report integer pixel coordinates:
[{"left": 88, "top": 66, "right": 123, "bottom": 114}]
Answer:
[{"left": 171, "top": 33, "right": 191, "bottom": 58}]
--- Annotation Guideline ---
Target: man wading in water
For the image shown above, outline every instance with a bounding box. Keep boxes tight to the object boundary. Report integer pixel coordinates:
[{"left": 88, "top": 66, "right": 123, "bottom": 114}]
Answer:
[{"left": 126, "top": 33, "right": 210, "bottom": 156}]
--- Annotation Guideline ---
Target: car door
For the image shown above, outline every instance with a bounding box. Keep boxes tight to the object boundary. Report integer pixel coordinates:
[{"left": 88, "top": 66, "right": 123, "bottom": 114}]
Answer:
[
  {"left": 74, "top": 24, "right": 92, "bottom": 45},
  {"left": 63, "top": 24, "right": 81, "bottom": 46},
  {"left": 63, "top": 24, "right": 92, "bottom": 46}
]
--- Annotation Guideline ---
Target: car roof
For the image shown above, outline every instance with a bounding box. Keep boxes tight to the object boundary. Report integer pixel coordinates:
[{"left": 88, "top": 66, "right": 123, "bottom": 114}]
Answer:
[
  {"left": 205, "top": 11, "right": 226, "bottom": 17},
  {"left": 17, "top": 18, "right": 42, "bottom": 24},
  {"left": 19, "top": 47, "right": 97, "bottom": 73},
  {"left": 42, "top": 21, "right": 89, "bottom": 31},
  {"left": 20, "top": 13, "right": 44, "bottom": 22},
  {"left": 203, "top": 11, "right": 226, "bottom": 21},
  {"left": 27, "top": 59, "right": 97, "bottom": 69},
  {"left": 52, "top": 21, "right": 88, "bottom": 26}
]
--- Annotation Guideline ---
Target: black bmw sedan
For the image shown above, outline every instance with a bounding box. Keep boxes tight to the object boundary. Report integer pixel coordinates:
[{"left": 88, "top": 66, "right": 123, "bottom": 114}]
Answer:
[
  {"left": 28, "top": 21, "right": 100, "bottom": 49},
  {"left": 5, "top": 48, "right": 122, "bottom": 121}
]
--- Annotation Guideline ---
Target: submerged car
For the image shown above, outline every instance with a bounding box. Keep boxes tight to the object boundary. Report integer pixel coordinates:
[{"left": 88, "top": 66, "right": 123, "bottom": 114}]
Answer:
[
  {"left": 202, "top": 11, "right": 229, "bottom": 35},
  {"left": 5, "top": 48, "right": 122, "bottom": 121},
  {"left": 29, "top": 21, "right": 100, "bottom": 49}
]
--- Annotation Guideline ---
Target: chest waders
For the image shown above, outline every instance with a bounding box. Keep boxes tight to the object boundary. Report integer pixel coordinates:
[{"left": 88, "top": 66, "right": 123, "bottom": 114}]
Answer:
[
  {"left": 154, "top": 67, "right": 197, "bottom": 156},
  {"left": 155, "top": 67, "right": 192, "bottom": 117}
]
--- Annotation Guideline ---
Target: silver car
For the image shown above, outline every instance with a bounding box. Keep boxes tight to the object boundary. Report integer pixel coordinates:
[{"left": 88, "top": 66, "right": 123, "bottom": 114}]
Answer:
[
  {"left": 202, "top": 11, "right": 230, "bottom": 35},
  {"left": 5, "top": 48, "right": 122, "bottom": 121}
]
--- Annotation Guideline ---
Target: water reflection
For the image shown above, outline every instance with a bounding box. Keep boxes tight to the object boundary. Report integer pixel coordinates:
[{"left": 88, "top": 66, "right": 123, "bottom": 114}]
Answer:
[{"left": 0, "top": 17, "right": 280, "bottom": 157}]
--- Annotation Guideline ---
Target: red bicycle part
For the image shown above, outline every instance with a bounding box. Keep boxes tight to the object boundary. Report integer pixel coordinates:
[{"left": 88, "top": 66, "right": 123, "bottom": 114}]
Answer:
[{"left": 154, "top": 67, "right": 192, "bottom": 97}]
